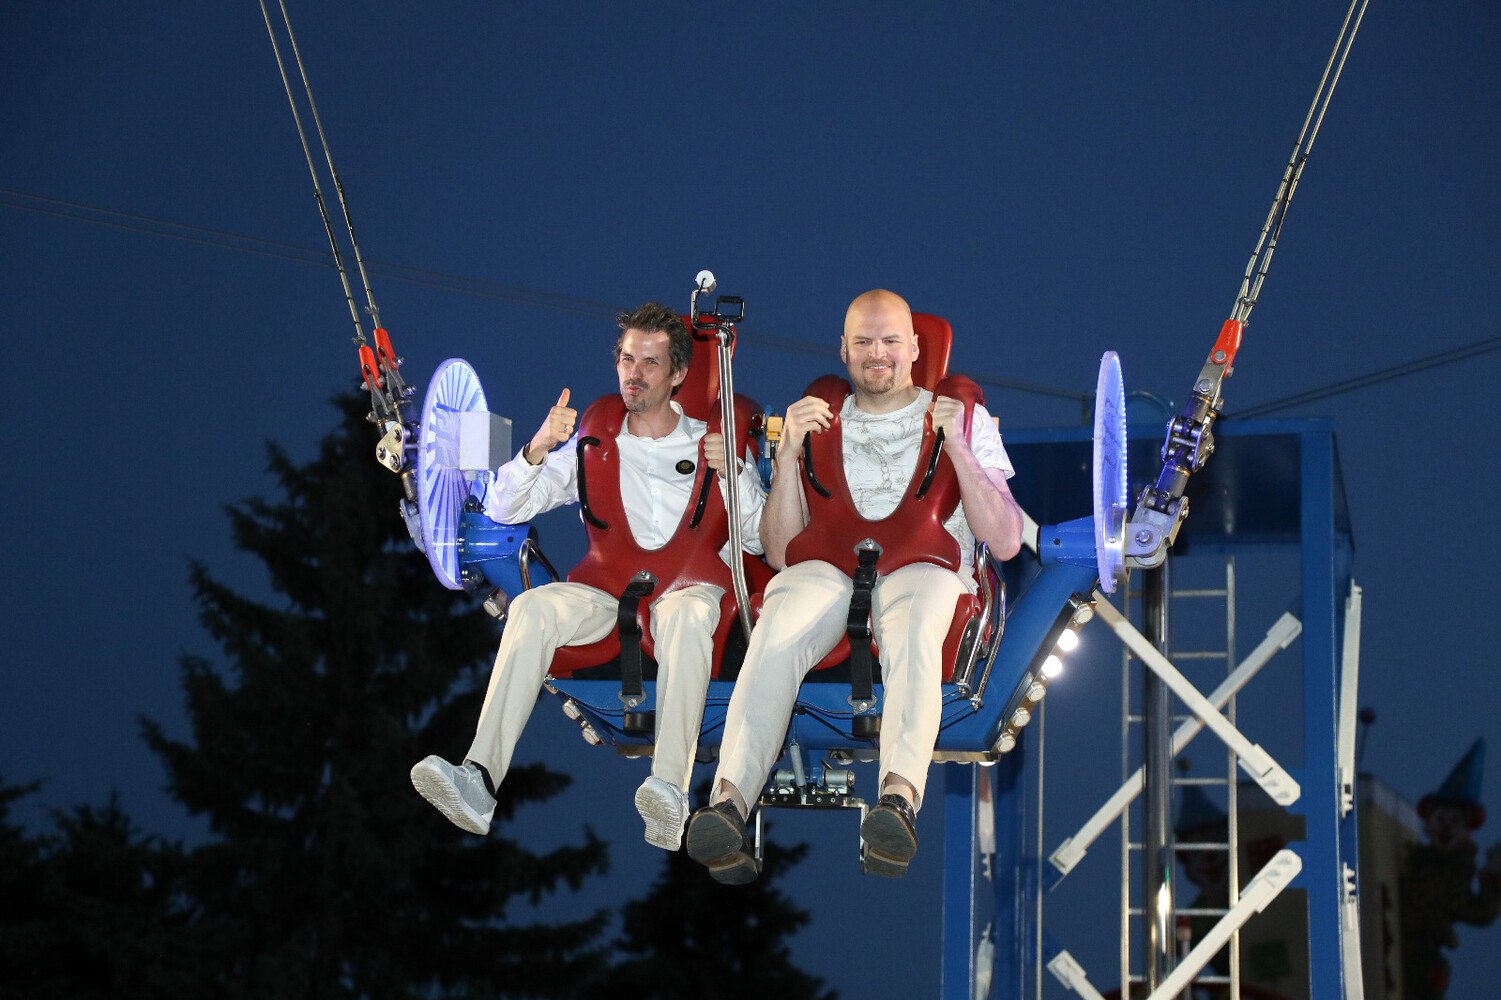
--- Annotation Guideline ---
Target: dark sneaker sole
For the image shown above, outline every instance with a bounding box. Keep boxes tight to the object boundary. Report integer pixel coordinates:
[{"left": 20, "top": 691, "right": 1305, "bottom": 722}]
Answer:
[
  {"left": 860, "top": 807, "right": 917, "bottom": 878},
  {"left": 686, "top": 809, "right": 760, "bottom": 885}
]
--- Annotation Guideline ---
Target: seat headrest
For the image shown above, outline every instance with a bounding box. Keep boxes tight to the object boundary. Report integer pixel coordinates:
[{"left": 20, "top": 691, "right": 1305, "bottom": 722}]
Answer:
[
  {"left": 673, "top": 315, "right": 723, "bottom": 423},
  {"left": 911, "top": 312, "right": 953, "bottom": 390}
]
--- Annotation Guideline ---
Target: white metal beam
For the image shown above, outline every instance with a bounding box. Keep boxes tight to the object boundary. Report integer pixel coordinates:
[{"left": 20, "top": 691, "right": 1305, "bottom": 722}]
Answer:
[
  {"left": 1145, "top": 849, "right": 1303, "bottom": 1000},
  {"left": 1337, "top": 581, "right": 1363, "bottom": 817},
  {"left": 1047, "top": 950, "right": 1109, "bottom": 1000},
  {"left": 1093, "top": 597, "right": 1302, "bottom": 806},
  {"left": 1049, "top": 610, "right": 1302, "bottom": 876}
]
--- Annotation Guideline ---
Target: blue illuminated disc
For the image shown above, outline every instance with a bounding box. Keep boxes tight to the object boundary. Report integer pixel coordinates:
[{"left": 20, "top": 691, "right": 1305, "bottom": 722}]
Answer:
[
  {"left": 417, "top": 358, "right": 489, "bottom": 590},
  {"left": 1092, "top": 351, "right": 1128, "bottom": 593}
]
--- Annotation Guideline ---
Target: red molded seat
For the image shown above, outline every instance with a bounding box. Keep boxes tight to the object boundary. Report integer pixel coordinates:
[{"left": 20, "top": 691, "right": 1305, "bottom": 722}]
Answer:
[
  {"left": 796, "top": 312, "right": 994, "bottom": 683},
  {"left": 547, "top": 317, "right": 771, "bottom": 680}
]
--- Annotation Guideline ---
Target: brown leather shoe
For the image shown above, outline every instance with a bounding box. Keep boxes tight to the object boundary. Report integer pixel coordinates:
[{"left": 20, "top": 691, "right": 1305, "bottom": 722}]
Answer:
[
  {"left": 685, "top": 801, "right": 760, "bottom": 885},
  {"left": 860, "top": 793, "right": 918, "bottom": 878}
]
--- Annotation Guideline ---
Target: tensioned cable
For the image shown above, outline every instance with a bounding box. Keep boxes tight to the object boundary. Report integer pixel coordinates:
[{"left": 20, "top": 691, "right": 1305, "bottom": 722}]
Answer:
[
  {"left": 0, "top": 190, "right": 618, "bottom": 315},
  {"left": 1234, "top": 334, "right": 1501, "bottom": 419},
  {"left": 1232, "top": 0, "right": 1369, "bottom": 326},
  {"left": 257, "top": 0, "right": 368, "bottom": 346},
  {"left": 1, "top": 188, "right": 1087, "bottom": 403},
  {"left": 8, "top": 187, "right": 624, "bottom": 315},
  {"left": 0, "top": 189, "right": 327, "bottom": 264}
]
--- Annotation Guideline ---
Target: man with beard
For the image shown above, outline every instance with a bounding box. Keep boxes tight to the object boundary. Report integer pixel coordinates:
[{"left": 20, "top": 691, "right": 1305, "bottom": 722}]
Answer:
[
  {"left": 411, "top": 301, "right": 767, "bottom": 851},
  {"left": 685, "top": 288, "right": 1023, "bottom": 884}
]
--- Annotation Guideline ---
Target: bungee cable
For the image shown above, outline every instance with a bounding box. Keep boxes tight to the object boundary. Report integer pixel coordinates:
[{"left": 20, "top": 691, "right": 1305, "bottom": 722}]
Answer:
[
  {"left": 1126, "top": 0, "right": 1370, "bottom": 569},
  {"left": 1233, "top": 0, "right": 1371, "bottom": 326},
  {"left": 265, "top": 0, "right": 384, "bottom": 334},
  {"left": 257, "top": 0, "right": 365, "bottom": 348},
  {"left": 258, "top": 0, "right": 417, "bottom": 495}
]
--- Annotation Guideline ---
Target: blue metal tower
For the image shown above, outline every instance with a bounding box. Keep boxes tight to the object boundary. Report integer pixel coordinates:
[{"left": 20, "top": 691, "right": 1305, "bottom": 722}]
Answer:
[{"left": 952, "top": 416, "right": 1361, "bottom": 999}]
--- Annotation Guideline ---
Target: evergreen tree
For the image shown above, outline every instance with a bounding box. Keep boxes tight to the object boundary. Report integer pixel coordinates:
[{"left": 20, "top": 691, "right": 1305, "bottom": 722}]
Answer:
[
  {"left": 0, "top": 777, "right": 48, "bottom": 997},
  {"left": 0, "top": 780, "right": 197, "bottom": 999},
  {"left": 605, "top": 784, "right": 837, "bottom": 1000},
  {"left": 141, "top": 393, "right": 611, "bottom": 999},
  {"left": 0, "top": 779, "right": 41, "bottom": 904}
]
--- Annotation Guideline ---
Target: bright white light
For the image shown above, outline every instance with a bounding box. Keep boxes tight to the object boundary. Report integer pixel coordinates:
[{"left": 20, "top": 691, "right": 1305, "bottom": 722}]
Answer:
[
  {"left": 1027, "top": 681, "right": 1047, "bottom": 702},
  {"left": 1056, "top": 629, "right": 1080, "bottom": 653},
  {"left": 1011, "top": 707, "right": 1032, "bottom": 728},
  {"left": 1155, "top": 881, "right": 1174, "bottom": 935},
  {"left": 1042, "top": 654, "right": 1064, "bottom": 679}
]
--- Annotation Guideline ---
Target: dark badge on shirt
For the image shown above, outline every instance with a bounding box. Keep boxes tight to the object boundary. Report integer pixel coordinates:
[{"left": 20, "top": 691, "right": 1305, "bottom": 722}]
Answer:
[{"left": 675, "top": 459, "right": 695, "bottom": 475}]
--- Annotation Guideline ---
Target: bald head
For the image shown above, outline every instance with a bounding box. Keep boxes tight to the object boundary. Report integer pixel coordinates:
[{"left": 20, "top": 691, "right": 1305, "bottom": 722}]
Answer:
[
  {"left": 844, "top": 289, "right": 913, "bottom": 336},
  {"left": 841, "top": 288, "right": 920, "bottom": 410}
]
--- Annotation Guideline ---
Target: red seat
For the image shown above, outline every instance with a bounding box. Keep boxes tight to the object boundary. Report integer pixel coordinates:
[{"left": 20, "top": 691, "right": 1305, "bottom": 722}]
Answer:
[
  {"left": 793, "top": 312, "right": 995, "bottom": 684},
  {"left": 547, "top": 317, "right": 772, "bottom": 680}
]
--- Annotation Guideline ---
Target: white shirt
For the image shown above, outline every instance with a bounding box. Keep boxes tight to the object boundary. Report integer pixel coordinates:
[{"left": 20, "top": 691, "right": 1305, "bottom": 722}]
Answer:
[
  {"left": 486, "top": 401, "right": 765, "bottom": 560},
  {"left": 840, "top": 388, "right": 1013, "bottom": 580}
]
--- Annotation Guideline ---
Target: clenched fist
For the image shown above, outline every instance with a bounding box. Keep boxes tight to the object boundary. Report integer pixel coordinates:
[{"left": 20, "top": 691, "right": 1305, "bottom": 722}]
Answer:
[
  {"left": 776, "top": 395, "right": 834, "bottom": 473},
  {"left": 703, "top": 432, "right": 731, "bottom": 477},
  {"left": 930, "top": 394, "right": 969, "bottom": 454}
]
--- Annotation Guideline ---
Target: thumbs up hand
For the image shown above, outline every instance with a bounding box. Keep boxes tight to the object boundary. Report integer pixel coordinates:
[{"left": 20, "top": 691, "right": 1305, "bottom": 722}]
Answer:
[{"left": 525, "top": 388, "right": 576, "bottom": 465}]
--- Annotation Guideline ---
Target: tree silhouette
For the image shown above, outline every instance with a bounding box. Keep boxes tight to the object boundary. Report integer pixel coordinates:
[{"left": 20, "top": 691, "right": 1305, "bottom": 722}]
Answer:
[
  {"left": 605, "top": 782, "right": 837, "bottom": 1000},
  {"left": 140, "top": 393, "right": 611, "bottom": 999},
  {"left": 0, "top": 779, "right": 198, "bottom": 999}
]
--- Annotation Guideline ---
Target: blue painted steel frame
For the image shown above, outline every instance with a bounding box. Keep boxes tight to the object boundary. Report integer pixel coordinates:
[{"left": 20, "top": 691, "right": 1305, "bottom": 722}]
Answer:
[
  {"left": 1298, "top": 424, "right": 1357, "bottom": 997},
  {"left": 461, "top": 512, "right": 553, "bottom": 596},
  {"left": 1002, "top": 418, "right": 1358, "bottom": 999},
  {"left": 942, "top": 764, "right": 987, "bottom": 999},
  {"left": 940, "top": 753, "right": 1032, "bottom": 1000}
]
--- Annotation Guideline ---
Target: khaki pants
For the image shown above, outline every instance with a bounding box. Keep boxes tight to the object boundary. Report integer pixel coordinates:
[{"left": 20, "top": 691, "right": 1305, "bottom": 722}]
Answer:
[
  {"left": 465, "top": 580, "right": 723, "bottom": 793},
  {"left": 714, "top": 560, "right": 965, "bottom": 811}
]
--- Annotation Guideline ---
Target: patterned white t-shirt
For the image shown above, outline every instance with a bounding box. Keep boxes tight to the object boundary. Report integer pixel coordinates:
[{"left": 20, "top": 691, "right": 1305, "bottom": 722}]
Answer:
[{"left": 840, "top": 388, "right": 1014, "bottom": 581}]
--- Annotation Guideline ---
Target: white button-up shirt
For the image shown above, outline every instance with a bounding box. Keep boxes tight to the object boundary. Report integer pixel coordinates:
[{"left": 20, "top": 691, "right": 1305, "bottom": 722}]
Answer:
[{"left": 486, "top": 401, "right": 765, "bottom": 560}]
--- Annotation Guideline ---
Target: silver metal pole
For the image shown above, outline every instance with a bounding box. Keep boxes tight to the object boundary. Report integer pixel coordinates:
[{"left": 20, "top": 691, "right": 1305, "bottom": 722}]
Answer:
[
  {"left": 716, "top": 324, "right": 754, "bottom": 644},
  {"left": 1142, "top": 562, "right": 1177, "bottom": 994}
]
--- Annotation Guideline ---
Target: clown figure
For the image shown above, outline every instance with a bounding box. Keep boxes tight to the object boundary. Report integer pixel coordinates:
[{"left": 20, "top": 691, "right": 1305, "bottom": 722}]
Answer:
[{"left": 1399, "top": 739, "right": 1501, "bottom": 999}]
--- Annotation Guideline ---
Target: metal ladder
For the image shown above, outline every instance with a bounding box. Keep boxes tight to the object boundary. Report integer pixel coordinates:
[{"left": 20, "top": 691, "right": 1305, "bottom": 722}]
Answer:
[{"left": 1120, "top": 554, "right": 1242, "bottom": 998}]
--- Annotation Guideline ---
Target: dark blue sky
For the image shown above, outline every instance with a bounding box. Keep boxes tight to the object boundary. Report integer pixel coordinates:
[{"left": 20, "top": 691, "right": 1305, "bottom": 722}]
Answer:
[{"left": 4, "top": 3, "right": 1500, "bottom": 996}]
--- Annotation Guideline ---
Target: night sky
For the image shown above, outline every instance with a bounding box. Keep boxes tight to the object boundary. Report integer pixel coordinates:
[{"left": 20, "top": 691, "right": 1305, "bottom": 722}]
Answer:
[{"left": 4, "top": 3, "right": 1500, "bottom": 996}]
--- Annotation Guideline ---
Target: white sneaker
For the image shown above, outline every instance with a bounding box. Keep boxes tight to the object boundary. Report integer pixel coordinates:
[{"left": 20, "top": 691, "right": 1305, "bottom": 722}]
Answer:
[
  {"left": 634, "top": 776, "right": 690, "bottom": 851},
  {"left": 410, "top": 756, "right": 496, "bottom": 835}
]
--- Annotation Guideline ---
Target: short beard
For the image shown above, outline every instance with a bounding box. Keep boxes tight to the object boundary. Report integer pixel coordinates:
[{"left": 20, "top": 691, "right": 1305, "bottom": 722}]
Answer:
[{"left": 855, "top": 368, "right": 896, "bottom": 395}]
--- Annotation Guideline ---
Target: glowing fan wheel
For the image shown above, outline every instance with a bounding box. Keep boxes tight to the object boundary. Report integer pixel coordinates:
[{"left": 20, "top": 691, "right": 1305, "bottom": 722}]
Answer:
[
  {"left": 1092, "top": 351, "right": 1128, "bottom": 593},
  {"left": 417, "top": 358, "right": 490, "bottom": 590}
]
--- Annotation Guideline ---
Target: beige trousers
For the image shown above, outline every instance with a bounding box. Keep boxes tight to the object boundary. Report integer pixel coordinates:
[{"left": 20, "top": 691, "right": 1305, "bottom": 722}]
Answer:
[
  {"left": 465, "top": 580, "right": 723, "bottom": 793},
  {"left": 713, "top": 559, "right": 965, "bottom": 811}
]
